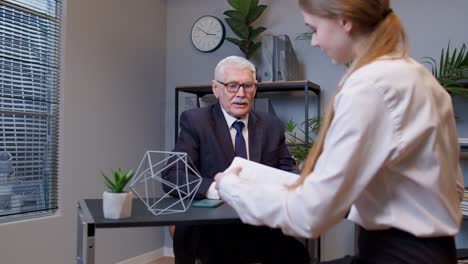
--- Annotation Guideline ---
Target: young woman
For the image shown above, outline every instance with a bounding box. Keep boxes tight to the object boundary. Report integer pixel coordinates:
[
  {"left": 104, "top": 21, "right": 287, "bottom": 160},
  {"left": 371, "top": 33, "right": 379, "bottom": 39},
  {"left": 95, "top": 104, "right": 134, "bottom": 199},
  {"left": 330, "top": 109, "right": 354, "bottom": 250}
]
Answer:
[{"left": 215, "top": 0, "right": 464, "bottom": 263}]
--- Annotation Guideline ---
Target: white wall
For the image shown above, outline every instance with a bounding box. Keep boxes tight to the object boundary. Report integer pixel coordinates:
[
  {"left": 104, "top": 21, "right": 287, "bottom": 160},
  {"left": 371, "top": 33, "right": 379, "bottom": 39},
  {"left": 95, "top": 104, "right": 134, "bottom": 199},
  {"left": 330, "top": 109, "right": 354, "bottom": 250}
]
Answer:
[
  {"left": 164, "top": 0, "right": 468, "bottom": 260},
  {"left": 0, "top": 0, "right": 167, "bottom": 263}
]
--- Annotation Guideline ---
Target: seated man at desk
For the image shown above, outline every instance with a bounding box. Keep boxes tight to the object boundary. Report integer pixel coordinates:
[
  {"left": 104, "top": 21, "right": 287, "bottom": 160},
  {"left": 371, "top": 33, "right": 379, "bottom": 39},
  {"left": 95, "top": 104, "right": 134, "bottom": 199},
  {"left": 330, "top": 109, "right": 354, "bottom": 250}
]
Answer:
[{"left": 162, "top": 56, "right": 309, "bottom": 264}]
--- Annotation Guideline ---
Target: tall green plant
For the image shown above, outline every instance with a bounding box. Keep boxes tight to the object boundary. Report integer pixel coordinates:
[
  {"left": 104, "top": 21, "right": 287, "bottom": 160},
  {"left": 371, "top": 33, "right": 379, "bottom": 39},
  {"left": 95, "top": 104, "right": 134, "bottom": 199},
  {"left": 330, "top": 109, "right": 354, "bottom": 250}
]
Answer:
[
  {"left": 423, "top": 42, "right": 468, "bottom": 98},
  {"left": 223, "top": 0, "right": 267, "bottom": 59},
  {"left": 285, "top": 117, "right": 320, "bottom": 165}
]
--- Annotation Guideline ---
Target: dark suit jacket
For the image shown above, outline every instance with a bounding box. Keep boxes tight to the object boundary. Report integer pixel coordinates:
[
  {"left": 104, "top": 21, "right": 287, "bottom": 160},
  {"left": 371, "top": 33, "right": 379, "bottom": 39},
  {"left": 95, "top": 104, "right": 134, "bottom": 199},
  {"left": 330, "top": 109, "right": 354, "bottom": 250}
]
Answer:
[{"left": 162, "top": 102, "right": 298, "bottom": 198}]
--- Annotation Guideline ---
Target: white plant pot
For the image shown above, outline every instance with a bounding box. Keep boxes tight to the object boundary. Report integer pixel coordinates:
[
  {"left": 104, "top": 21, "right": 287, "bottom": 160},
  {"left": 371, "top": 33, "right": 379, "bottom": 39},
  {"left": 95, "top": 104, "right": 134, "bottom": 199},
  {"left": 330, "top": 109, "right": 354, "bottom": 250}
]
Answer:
[{"left": 103, "top": 191, "right": 132, "bottom": 219}]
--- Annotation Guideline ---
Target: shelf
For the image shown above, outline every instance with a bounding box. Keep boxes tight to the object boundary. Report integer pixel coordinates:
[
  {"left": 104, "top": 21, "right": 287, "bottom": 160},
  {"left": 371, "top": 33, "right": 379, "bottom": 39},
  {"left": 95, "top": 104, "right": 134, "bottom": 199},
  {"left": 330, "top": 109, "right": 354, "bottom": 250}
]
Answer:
[
  {"left": 461, "top": 138, "right": 468, "bottom": 160},
  {"left": 461, "top": 146, "right": 468, "bottom": 159}
]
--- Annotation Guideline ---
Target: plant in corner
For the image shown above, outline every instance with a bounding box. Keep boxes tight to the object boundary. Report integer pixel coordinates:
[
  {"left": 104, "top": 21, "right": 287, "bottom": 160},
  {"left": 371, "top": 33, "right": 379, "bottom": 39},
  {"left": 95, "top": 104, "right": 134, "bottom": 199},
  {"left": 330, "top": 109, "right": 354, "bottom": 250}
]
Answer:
[
  {"left": 223, "top": 0, "right": 267, "bottom": 59},
  {"left": 423, "top": 42, "right": 468, "bottom": 98},
  {"left": 285, "top": 117, "right": 320, "bottom": 167},
  {"left": 102, "top": 168, "right": 134, "bottom": 219}
]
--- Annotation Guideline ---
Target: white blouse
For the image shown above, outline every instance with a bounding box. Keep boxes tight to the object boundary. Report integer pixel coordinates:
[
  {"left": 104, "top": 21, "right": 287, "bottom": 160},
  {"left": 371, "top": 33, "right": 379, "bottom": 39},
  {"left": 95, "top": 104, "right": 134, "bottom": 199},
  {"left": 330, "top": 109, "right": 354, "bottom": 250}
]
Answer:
[{"left": 218, "top": 56, "right": 464, "bottom": 239}]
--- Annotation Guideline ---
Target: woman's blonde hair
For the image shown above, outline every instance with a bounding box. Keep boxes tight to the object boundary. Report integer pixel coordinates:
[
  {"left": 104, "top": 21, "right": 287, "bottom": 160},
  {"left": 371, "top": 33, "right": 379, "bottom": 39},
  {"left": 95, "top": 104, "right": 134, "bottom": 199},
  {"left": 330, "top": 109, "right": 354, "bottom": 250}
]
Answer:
[{"left": 289, "top": 0, "right": 408, "bottom": 188}]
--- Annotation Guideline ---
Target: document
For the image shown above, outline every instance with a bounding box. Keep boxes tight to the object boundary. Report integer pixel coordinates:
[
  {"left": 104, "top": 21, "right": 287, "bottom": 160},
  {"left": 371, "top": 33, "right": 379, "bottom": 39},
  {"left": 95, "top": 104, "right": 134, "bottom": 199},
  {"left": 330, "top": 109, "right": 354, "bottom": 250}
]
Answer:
[{"left": 227, "top": 157, "right": 299, "bottom": 185}]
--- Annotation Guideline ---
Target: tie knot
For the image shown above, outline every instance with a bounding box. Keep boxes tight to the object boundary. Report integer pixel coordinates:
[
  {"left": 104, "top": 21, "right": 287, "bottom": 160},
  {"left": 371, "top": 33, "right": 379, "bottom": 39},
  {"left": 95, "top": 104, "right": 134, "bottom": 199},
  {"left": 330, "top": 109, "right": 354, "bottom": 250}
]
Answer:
[{"left": 232, "top": 121, "right": 244, "bottom": 133}]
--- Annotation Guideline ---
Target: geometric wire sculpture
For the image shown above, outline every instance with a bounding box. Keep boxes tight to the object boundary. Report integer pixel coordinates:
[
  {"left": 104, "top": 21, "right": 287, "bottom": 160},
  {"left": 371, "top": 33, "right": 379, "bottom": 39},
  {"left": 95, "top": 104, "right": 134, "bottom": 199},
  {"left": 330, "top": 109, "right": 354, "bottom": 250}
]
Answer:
[{"left": 129, "top": 150, "right": 202, "bottom": 216}]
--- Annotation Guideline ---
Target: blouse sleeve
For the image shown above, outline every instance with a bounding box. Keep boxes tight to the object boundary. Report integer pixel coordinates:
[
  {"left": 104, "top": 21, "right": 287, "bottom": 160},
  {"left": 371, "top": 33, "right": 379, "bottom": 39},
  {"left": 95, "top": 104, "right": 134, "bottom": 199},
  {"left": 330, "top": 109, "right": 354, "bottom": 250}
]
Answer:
[{"left": 218, "top": 78, "right": 398, "bottom": 238}]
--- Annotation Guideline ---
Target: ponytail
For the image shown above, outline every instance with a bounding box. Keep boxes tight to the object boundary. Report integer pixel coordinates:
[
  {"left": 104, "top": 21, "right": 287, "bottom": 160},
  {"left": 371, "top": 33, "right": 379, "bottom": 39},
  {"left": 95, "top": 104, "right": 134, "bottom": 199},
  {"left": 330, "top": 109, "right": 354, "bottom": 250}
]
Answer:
[{"left": 289, "top": 3, "right": 407, "bottom": 189}]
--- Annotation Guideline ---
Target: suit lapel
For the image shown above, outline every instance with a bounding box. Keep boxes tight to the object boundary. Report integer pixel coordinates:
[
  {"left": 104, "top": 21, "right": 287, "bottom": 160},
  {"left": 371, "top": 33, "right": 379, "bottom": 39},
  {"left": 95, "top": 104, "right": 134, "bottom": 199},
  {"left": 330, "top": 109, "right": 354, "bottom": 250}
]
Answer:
[
  {"left": 248, "top": 110, "right": 263, "bottom": 162},
  {"left": 211, "top": 103, "right": 235, "bottom": 165}
]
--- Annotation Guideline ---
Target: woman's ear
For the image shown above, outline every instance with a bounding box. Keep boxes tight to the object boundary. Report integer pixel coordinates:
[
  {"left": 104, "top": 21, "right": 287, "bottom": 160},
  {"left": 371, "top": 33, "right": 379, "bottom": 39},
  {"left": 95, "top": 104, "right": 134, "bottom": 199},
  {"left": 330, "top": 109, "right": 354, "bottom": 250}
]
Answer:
[
  {"left": 339, "top": 18, "right": 353, "bottom": 33},
  {"left": 212, "top": 80, "right": 219, "bottom": 98}
]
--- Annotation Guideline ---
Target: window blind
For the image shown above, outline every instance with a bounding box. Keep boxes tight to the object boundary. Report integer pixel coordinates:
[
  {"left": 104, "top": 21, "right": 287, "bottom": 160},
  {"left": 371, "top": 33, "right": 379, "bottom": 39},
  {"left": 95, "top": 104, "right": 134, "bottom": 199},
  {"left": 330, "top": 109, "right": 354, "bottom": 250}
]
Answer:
[{"left": 0, "top": 0, "right": 61, "bottom": 221}]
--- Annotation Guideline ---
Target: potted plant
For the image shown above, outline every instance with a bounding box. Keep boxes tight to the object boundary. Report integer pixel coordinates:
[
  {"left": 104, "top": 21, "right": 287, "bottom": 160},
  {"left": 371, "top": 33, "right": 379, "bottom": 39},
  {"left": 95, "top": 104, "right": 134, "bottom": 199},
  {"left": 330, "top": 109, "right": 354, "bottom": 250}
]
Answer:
[
  {"left": 284, "top": 117, "right": 320, "bottom": 167},
  {"left": 223, "top": 0, "right": 267, "bottom": 59},
  {"left": 102, "top": 168, "right": 134, "bottom": 219},
  {"left": 423, "top": 42, "right": 468, "bottom": 98}
]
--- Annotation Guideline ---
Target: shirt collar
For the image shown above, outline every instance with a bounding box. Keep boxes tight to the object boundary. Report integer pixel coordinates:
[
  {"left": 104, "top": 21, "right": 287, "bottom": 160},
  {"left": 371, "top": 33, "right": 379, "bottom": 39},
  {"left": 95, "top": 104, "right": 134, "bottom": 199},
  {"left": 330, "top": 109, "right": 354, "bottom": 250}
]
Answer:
[{"left": 220, "top": 107, "right": 249, "bottom": 129}]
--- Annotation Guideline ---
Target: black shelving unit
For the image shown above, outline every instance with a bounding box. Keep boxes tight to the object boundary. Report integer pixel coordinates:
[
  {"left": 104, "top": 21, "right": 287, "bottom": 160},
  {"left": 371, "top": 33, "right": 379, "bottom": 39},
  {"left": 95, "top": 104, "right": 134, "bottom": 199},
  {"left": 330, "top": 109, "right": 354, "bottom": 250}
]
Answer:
[
  {"left": 174, "top": 80, "right": 321, "bottom": 144},
  {"left": 461, "top": 143, "right": 468, "bottom": 159}
]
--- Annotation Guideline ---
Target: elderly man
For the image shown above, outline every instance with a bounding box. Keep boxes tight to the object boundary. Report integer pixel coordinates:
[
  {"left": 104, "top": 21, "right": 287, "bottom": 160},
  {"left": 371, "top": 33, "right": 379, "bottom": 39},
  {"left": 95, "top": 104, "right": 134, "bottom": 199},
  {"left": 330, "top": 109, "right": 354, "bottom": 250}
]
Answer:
[{"left": 163, "top": 56, "right": 309, "bottom": 264}]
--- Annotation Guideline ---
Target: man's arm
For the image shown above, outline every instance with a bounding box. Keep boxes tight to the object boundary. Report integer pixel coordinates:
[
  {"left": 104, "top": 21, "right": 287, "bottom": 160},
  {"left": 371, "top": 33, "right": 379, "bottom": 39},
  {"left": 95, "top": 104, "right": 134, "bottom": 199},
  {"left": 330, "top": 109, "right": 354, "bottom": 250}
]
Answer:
[{"left": 161, "top": 111, "right": 213, "bottom": 199}]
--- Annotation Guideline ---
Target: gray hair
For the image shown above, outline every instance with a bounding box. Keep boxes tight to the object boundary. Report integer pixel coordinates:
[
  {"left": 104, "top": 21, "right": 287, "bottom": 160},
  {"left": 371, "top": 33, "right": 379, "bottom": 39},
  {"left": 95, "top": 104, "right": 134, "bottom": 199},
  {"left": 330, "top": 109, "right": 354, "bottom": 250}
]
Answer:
[{"left": 214, "top": 56, "right": 256, "bottom": 81}]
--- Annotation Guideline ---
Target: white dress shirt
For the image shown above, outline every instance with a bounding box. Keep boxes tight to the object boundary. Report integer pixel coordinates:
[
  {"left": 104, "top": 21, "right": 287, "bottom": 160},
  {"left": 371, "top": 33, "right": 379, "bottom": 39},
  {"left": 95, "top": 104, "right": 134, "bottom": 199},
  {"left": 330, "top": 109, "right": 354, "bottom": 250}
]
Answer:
[
  {"left": 219, "top": 56, "right": 464, "bottom": 238},
  {"left": 206, "top": 108, "right": 249, "bottom": 199}
]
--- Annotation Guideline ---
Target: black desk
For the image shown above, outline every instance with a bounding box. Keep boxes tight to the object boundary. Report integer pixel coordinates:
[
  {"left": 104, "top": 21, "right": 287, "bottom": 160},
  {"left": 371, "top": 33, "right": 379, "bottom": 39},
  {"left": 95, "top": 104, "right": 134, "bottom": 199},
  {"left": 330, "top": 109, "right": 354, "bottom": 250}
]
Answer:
[{"left": 76, "top": 198, "right": 241, "bottom": 264}]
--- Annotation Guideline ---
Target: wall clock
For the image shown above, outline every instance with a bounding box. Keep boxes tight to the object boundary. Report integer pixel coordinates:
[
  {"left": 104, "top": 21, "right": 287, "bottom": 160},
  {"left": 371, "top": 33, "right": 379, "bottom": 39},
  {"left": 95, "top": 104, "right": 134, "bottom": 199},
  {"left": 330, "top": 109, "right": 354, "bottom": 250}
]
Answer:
[{"left": 190, "top": 15, "right": 226, "bottom": 53}]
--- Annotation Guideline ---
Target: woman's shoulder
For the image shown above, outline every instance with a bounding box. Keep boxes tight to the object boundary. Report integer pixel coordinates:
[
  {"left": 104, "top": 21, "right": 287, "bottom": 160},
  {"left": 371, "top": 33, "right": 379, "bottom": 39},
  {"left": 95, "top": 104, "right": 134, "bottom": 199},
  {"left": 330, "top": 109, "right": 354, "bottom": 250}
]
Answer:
[
  {"left": 351, "top": 56, "right": 420, "bottom": 82},
  {"left": 344, "top": 56, "right": 430, "bottom": 94}
]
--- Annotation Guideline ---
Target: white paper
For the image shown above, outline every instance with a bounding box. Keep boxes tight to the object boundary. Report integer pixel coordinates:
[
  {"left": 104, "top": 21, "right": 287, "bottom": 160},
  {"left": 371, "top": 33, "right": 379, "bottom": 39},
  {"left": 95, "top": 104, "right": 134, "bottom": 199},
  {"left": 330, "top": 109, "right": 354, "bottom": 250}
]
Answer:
[
  {"left": 459, "top": 138, "right": 468, "bottom": 145},
  {"left": 228, "top": 157, "right": 299, "bottom": 185}
]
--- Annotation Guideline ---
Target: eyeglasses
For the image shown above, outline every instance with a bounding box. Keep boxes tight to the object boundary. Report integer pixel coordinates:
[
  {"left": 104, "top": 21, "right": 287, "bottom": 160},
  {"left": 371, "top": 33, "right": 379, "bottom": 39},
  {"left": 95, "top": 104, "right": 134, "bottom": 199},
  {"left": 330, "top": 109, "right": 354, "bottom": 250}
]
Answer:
[{"left": 216, "top": 80, "right": 256, "bottom": 93}]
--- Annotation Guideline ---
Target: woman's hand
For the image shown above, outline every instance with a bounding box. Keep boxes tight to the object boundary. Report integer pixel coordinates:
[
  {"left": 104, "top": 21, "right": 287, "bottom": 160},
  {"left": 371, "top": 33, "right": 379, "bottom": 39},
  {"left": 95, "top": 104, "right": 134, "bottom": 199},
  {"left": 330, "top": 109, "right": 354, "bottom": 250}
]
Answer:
[{"left": 215, "top": 166, "right": 242, "bottom": 189}]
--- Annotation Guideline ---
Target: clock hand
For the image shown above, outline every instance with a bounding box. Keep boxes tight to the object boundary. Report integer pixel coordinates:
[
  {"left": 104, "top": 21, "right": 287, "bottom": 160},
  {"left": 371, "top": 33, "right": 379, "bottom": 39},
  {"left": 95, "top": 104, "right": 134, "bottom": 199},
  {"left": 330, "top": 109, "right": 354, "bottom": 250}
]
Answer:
[
  {"left": 196, "top": 26, "right": 209, "bottom": 35},
  {"left": 196, "top": 27, "right": 218, "bottom": 36}
]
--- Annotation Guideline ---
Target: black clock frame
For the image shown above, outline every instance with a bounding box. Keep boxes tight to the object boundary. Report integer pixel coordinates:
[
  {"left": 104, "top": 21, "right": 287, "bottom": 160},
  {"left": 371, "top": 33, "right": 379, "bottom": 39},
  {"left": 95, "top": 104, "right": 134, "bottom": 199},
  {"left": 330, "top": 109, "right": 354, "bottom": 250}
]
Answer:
[{"left": 190, "top": 15, "right": 226, "bottom": 53}]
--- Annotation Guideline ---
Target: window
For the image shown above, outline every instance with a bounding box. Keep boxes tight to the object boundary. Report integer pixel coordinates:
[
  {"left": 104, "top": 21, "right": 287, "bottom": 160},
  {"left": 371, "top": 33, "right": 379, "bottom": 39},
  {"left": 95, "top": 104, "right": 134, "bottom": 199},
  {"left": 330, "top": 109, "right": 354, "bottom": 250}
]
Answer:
[{"left": 0, "top": 0, "right": 62, "bottom": 221}]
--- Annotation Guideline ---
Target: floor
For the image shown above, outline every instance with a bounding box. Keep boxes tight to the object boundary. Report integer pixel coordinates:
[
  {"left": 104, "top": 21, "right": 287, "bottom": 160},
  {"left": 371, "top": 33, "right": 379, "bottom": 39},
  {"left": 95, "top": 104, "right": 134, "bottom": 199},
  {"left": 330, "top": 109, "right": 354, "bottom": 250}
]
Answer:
[{"left": 146, "top": 256, "right": 175, "bottom": 264}]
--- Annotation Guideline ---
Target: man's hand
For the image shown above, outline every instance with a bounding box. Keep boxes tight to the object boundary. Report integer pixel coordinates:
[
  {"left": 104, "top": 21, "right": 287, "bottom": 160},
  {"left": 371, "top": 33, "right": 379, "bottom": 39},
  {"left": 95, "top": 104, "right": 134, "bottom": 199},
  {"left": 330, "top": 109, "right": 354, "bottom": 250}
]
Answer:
[{"left": 215, "top": 166, "right": 242, "bottom": 189}]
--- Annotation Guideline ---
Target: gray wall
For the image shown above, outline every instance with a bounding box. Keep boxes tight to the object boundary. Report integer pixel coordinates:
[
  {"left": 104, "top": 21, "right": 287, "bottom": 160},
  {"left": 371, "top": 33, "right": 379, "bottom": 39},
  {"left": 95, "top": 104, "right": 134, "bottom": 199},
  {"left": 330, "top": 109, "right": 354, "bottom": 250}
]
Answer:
[
  {"left": 0, "top": 0, "right": 167, "bottom": 263},
  {"left": 164, "top": 0, "right": 468, "bottom": 260},
  {"left": 0, "top": 0, "right": 467, "bottom": 262}
]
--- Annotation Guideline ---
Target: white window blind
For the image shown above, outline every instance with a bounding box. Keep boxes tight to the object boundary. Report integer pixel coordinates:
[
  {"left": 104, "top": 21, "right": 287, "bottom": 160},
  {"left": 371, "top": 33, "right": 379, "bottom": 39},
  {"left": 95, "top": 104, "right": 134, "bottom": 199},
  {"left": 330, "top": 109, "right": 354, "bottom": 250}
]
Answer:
[{"left": 0, "top": 0, "right": 61, "bottom": 221}]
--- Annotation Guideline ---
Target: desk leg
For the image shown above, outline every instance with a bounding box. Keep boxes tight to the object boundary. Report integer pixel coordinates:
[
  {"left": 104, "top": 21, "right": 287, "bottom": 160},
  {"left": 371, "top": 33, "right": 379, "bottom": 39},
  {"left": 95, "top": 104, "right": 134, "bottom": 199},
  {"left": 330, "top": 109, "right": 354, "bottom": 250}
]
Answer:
[
  {"left": 77, "top": 206, "right": 95, "bottom": 264},
  {"left": 306, "top": 237, "right": 321, "bottom": 264}
]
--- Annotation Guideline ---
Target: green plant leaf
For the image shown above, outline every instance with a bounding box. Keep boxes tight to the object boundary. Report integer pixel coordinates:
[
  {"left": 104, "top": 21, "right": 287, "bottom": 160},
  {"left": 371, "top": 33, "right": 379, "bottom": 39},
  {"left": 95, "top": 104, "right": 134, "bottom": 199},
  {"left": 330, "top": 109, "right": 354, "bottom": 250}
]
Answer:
[
  {"left": 285, "top": 117, "right": 320, "bottom": 164},
  {"left": 422, "top": 42, "right": 468, "bottom": 99},
  {"left": 239, "top": 39, "right": 250, "bottom": 57},
  {"left": 223, "top": 10, "right": 245, "bottom": 22},
  {"left": 246, "top": 41, "right": 261, "bottom": 59},
  {"left": 285, "top": 119, "right": 297, "bottom": 132},
  {"left": 462, "top": 44, "right": 468, "bottom": 65},
  {"left": 113, "top": 169, "right": 119, "bottom": 185},
  {"left": 446, "top": 86, "right": 468, "bottom": 97},
  {"left": 237, "top": 0, "right": 252, "bottom": 17},
  {"left": 249, "top": 26, "right": 266, "bottom": 41},
  {"left": 124, "top": 169, "right": 134, "bottom": 182},
  {"left": 225, "top": 17, "right": 249, "bottom": 39},
  {"left": 103, "top": 174, "right": 116, "bottom": 192},
  {"left": 247, "top": 4, "right": 267, "bottom": 25},
  {"left": 227, "top": 0, "right": 242, "bottom": 11},
  {"left": 422, "top": 56, "right": 437, "bottom": 76},
  {"left": 224, "top": 0, "right": 267, "bottom": 59},
  {"left": 226, "top": 37, "right": 242, "bottom": 47},
  {"left": 441, "top": 45, "right": 447, "bottom": 79},
  {"left": 102, "top": 168, "right": 134, "bottom": 193},
  {"left": 250, "top": 0, "right": 259, "bottom": 10}
]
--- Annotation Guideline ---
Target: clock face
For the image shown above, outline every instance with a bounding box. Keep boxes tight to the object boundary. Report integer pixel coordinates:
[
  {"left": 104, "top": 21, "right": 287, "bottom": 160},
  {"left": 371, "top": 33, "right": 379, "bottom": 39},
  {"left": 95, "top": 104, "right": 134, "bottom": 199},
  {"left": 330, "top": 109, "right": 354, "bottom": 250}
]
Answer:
[{"left": 191, "top": 16, "right": 226, "bottom": 52}]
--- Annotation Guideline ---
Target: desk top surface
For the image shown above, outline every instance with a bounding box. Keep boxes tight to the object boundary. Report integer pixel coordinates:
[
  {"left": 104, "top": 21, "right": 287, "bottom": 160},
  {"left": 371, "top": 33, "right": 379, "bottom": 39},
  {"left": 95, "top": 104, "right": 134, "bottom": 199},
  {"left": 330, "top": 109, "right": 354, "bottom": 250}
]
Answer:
[{"left": 78, "top": 198, "right": 241, "bottom": 228}]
